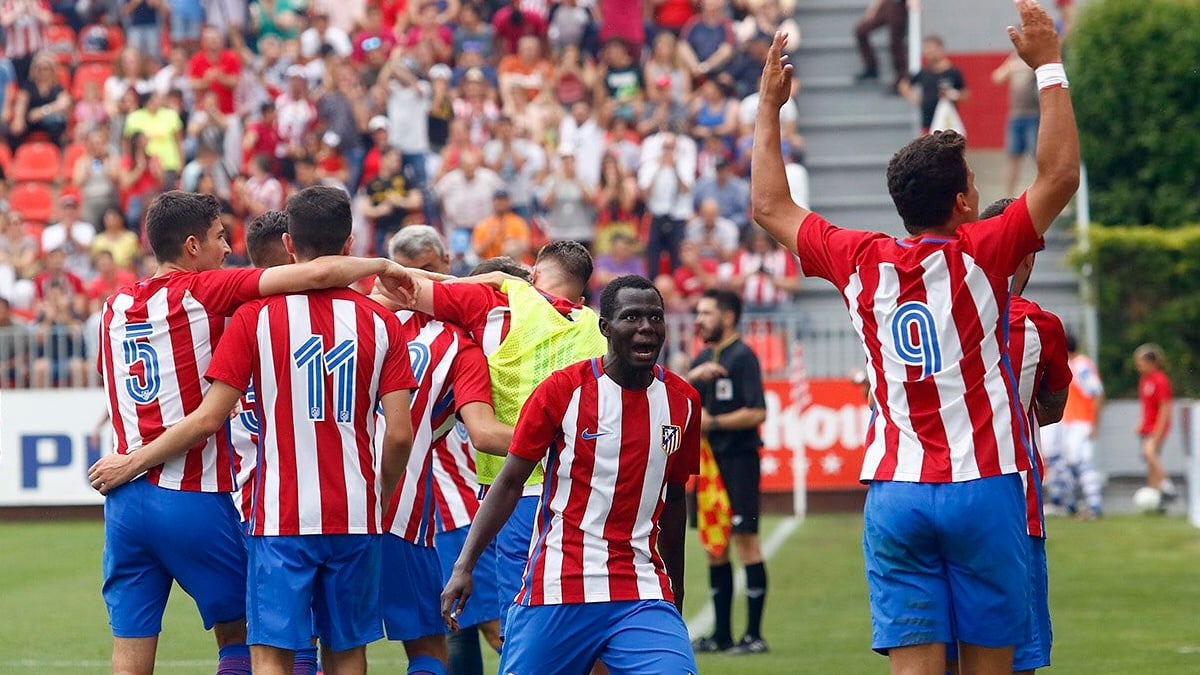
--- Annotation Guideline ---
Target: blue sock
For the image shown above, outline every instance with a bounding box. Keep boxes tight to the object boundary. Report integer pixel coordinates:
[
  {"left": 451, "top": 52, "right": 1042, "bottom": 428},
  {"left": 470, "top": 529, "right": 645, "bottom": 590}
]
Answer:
[
  {"left": 293, "top": 647, "right": 319, "bottom": 675},
  {"left": 407, "top": 654, "right": 447, "bottom": 675},
  {"left": 216, "top": 644, "right": 251, "bottom": 675}
]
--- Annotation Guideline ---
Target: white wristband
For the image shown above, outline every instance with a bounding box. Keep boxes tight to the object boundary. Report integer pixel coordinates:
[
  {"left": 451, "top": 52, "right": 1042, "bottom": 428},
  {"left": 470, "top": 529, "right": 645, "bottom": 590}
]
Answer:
[{"left": 1035, "top": 63, "right": 1069, "bottom": 90}]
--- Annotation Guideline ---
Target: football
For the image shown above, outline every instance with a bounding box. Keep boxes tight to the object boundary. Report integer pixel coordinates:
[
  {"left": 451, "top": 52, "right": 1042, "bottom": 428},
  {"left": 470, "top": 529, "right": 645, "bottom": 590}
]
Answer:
[{"left": 1132, "top": 487, "right": 1163, "bottom": 513}]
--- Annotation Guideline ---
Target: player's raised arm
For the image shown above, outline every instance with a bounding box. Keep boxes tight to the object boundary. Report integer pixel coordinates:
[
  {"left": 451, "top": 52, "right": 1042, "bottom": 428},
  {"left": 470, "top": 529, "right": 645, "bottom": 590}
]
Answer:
[
  {"left": 1010, "top": 0, "right": 1080, "bottom": 235},
  {"left": 88, "top": 381, "right": 243, "bottom": 494},
  {"left": 751, "top": 32, "right": 811, "bottom": 255}
]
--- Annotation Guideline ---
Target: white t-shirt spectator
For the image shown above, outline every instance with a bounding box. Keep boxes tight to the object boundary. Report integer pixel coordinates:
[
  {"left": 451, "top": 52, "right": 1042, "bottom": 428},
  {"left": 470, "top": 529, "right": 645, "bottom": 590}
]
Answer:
[
  {"left": 387, "top": 80, "right": 432, "bottom": 154},
  {"left": 557, "top": 115, "right": 604, "bottom": 188},
  {"left": 482, "top": 138, "right": 545, "bottom": 209},
  {"left": 738, "top": 92, "right": 798, "bottom": 129},
  {"left": 42, "top": 221, "right": 96, "bottom": 279},
  {"left": 435, "top": 168, "right": 504, "bottom": 232},
  {"left": 300, "top": 26, "right": 353, "bottom": 60},
  {"left": 685, "top": 216, "right": 739, "bottom": 257}
]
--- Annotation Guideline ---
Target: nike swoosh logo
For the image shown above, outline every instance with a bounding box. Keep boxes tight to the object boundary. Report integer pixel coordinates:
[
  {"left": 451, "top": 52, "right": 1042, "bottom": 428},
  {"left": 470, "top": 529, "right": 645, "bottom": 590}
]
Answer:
[{"left": 581, "top": 429, "right": 607, "bottom": 440}]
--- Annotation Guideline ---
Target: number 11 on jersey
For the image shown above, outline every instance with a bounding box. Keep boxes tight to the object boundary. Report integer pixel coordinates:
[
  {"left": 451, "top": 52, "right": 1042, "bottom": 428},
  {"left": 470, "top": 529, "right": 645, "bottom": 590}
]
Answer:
[{"left": 293, "top": 336, "right": 357, "bottom": 423}]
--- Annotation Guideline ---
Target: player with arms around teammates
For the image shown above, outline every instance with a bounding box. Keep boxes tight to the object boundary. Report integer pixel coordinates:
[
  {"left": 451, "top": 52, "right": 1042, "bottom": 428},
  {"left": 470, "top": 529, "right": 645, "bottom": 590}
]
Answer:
[
  {"left": 750, "top": 0, "right": 1079, "bottom": 671},
  {"left": 87, "top": 191, "right": 415, "bottom": 675},
  {"left": 91, "top": 187, "right": 419, "bottom": 675},
  {"left": 441, "top": 275, "right": 702, "bottom": 674}
]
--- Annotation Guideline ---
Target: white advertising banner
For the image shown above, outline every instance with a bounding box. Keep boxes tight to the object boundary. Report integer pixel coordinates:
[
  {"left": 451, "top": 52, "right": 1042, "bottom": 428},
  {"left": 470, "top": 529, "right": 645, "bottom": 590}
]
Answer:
[{"left": 0, "top": 388, "right": 110, "bottom": 506}]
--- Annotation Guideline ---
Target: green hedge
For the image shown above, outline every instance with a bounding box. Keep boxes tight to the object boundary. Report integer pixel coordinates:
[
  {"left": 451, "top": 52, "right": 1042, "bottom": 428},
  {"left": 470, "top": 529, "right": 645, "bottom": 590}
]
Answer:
[
  {"left": 1069, "top": 0, "right": 1200, "bottom": 228},
  {"left": 1074, "top": 224, "right": 1200, "bottom": 397}
]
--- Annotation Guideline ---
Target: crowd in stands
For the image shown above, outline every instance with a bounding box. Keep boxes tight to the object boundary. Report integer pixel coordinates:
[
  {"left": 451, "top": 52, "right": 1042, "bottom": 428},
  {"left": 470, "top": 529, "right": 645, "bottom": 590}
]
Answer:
[{"left": 0, "top": 0, "right": 811, "bottom": 388}]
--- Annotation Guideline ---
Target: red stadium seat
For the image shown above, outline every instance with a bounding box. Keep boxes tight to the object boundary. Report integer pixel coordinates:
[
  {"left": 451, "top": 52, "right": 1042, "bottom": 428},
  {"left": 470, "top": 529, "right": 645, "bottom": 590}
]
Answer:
[
  {"left": 45, "top": 25, "right": 76, "bottom": 67},
  {"left": 0, "top": 143, "right": 12, "bottom": 177},
  {"left": 9, "top": 183, "right": 55, "bottom": 226},
  {"left": 60, "top": 142, "right": 86, "bottom": 183},
  {"left": 72, "top": 63, "right": 113, "bottom": 100},
  {"left": 10, "top": 142, "right": 62, "bottom": 183}
]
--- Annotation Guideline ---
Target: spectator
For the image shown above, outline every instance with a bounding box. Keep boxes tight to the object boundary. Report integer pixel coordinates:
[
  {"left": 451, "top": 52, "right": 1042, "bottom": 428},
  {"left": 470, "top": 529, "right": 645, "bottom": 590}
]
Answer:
[
  {"left": 380, "top": 54, "right": 434, "bottom": 189},
  {"left": 42, "top": 197, "right": 95, "bottom": 279},
  {"left": 993, "top": 52, "right": 1039, "bottom": 196},
  {"left": 300, "top": 7, "right": 353, "bottom": 59},
  {"left": 728, "top": 228, "right": 800, "bottom": 312},
  {"left": 167, "top": 0, "right": 204, "bottom": 52},
  {"left": 1, "top": 0, "right": 51, "bottom": 82},
  {"left": 597, "top": 0, "right": 643, "bottom": 51},
  {"left": 594, "top": 153, "right": 643, "bottom": 243},
  {"left": 11, "top": 51, "right": 70, "bottom": 145},
  {"left": 73, "top": 129, "right": 122, "bottom": 229},
  {"left": 637, "top": 73, "right": 689, "bottom": 138},
  {"left": 471, "top": 189, "right": 531, "bottom": 262},
  {"left": 639, "top": 130, "right": 695, "bottom": 274},
  {"left": 251, "top": 0, "right": 303, "bottom": 46},
  {"left": 0, "top": 211, "right": 38, "bottom": 283},
  {"left": 492, "top": 3, "right": 548, "bottom": 56},
  {"left": 122, "top": 0, "right": 165, "bottom": 62},
  {"left": 590, "top": 231, "right": 646, "bottom": 298},
  {"left": 604, "top": 113, "right": 642, "bottom": 174},
  {"left": 427, "top": 64, "right": 455, "bottom": 151},
  {"left": 360, "top": 147, "right": 423, "bottom": 255},
  {"left": 738, "top": 75, "right": 801, "bottom": 156},
  {"left": 498, "top": 35, "right": 554, "bottom": 113},
  {"left": 152, "top": 46, "right": 193, "bottom": 109},
  {"left": 90, "top": 207, "right": 140, "bottom": 271},
  {"left": 117, "top": 130, "right": 164, "bottom": 227},
  {"left": 32, "top": 245, "right": 85, "bottom": 300},
  {"left": 314, "top": 131, "right": 350, "bottom": 187},
  {"left": 0, "top": 295, "right": 29, "bottom": 387},
  {"left": 73, "top": 80, "right": 110, "bottom": 138},
  {"left": 651, "top": 0, "right": 696, "bottom": 39},
  {"left": 186, "top": 89, "right": 231, "bottom": 161},
  {"left": 238, "top": 154, "right": 286, "bottom": 217},
  {"left": 361, "top": 115, "right": 391, "bottom": 186},
  {"left": 1134, "top": 343, "right": 1176, "bottom": 503},
  {"left": 680, "top": 0, "right": 736, "bottom": 78},
  {"left": 558, "top": 100, "right": 604, "bottom": 188},
  {"left": 694, "top": 156, "right": 750, "bottom": 229},
  {"left": 318, "top": 62, "right": 369, "bottom": 191},
  {"left": 900, "top": 35, "right": 968, "bottom": 133},
  {"left": 313, "top": 0, "right": 369, "bottom": 34},
  {"left": 551, "top": 43, "right": 598, "bottom": 109},
  {"left": 597, "top": 37, "right": 643, "bottom": 124},
  {"left": 404, "top": 2, "right": 454, "bottom": 64},
  {"left": 188, "top": 27, "right": 242, "bottom": 116},
  {"left": 540, "top": 145, "right": 597, "bottom": 248},
  {"left": 31, "top": 278, "right": 87, "bottom": 388},
  {"left": 180, "top": 143, "right": 231, "bottom": 199},
  {"left": 202, "top": 0, "right": 248, "bottom": 35},
  {"left": 686, "top": 197, "right": 739, "bottom": 262},
  {"left": 483, "top": 115, "right": 545, "bottom": 220},
  {"left": 453, "top": 3, "right": 494, "bottom": 61},
  {"left": 643, "top": 32, "right": 691, "bottom": 105},
  {"left": 352, "top": 5, "right": 396, "bottom": 64},
  {"left": 124, "top": 90, "right": 184, "bottom": 186},
  {"left": 434, "top": 149, "right": 503, "bottom": 236},
  {"left": 451, "top": 66, "right": 500, "bottom": 149},
  {"left": 723, "top": 30, "right": 770, "bottom": 100},
  {"left": 434, "top": 117, "right": 472, "bottom": 180},
  {"left": 85, "top": 249, "right": 136, "bottom": 312},
  {"left": 241, "top": 103, "right": 281, "bottom": 175},
  {"left": 0, "top": 55, "right": 15, "bottom": 138},
  {"left": 735, "top": 0, "right": 799, "bottom": 54},
  {"left": 546, "top": 0, "right": 594, "bottom": 52},
  {"left": 854, "top": 0, "right": 907, "bottom": 91},
  {"left": 662, "top": 239, "right": 718, "bottom": 311},
  {"left": 275, "top": 65, "right": 318, "bottom": 177},
  {"left": 690, "top": 78, "right": 739, "bottom": 143},
  {"left": 105, "top": 48, "right": 153, "bottom": 119}
]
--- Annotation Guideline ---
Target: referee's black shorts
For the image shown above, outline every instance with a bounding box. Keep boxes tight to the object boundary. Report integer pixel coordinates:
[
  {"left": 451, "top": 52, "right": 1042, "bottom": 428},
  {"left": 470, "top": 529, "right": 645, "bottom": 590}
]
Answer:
[{"left": 716, "top": 450, "right": 762, "bottom": 535}]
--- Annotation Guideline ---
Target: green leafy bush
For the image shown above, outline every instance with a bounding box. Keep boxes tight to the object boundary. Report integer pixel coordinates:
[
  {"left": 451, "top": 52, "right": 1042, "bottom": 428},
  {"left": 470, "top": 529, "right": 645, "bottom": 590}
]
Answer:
[
  {"left": 1069, "top": 0, "right": 1200, "bottom": 228},
  {"left": 1075, "top": 224, "right": 1200, "bottom": 396}
]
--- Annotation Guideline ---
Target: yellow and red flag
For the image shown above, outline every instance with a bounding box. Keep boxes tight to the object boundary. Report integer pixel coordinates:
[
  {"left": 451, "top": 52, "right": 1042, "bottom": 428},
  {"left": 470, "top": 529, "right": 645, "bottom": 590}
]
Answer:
[{"left": 696, "top": 438, "right": 732, "bottom": 557}]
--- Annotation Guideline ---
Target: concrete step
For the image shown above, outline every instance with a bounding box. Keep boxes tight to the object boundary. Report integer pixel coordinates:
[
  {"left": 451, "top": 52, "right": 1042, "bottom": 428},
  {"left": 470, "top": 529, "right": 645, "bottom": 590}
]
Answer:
[
  {"left": 800, "top": 114, "right": 915, "bottom": 158},
  {"left": 793, "top": 4, "right": 873, "bottom": 47},
  {"left": 806, "top": 195, "right": 903, "bottom": 235},
  {"left": 797, "top": 78, "right": 912, "bottom": 117},
  {"left": 806, "top": 154, "right": 892, "bottom": 198},
  {"left": 794, "top": 36, "right": 894, "bottom": 81}
]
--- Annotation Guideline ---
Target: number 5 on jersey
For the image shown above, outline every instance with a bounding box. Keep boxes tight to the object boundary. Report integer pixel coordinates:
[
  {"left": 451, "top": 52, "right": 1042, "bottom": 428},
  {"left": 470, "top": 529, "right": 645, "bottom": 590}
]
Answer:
[
  {"left": 123, "top": 322, "right": 161, "bottom": 404},
  {"left": 293, "top": 336, "right": 357, "bottom": 423}
]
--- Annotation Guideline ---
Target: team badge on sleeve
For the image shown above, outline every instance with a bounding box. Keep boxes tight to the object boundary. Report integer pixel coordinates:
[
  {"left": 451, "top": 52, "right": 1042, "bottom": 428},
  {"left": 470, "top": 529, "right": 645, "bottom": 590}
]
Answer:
[{"left": 661, "top": 424, "right": 682, "bottom": 456}]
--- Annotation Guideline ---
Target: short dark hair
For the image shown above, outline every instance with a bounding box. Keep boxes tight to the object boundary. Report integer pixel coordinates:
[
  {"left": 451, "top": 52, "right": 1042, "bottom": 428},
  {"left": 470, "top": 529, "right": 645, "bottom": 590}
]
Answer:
[
  {"left": 145, "top": 191, "right": 223, "bottom": 262},
  {"left": 701, "top": 288, "right": 743, "bottom": 325},
  {"left": 471, "top": 256, "right": 532, "bottom": 282},
  {"left": 1065, "top": 333, "right": 1078, "bottom": 354},
  {"left": 600, "top": 275, "right": 662, "bottom": 320},
  {"left": 246, "top": 210, "right": 291, "bottom": 267},
  {"left": 887, "top": 131, "right": 969, "bottom": 234},
  {"left": 536, "top": 240, "right": 593, "bottom": 289},
  {"left": 981, "top": 197, "right": 1016, "bottom": 220},
  {"left": 286, "top": 186, "right": 352, "bottom": 258}
]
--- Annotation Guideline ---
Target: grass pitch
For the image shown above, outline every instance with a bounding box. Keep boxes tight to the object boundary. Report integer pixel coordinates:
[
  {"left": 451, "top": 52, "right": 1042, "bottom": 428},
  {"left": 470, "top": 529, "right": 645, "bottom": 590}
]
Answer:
[{"left": 1, "top": 514, "right": 1198, "bottom": 673}]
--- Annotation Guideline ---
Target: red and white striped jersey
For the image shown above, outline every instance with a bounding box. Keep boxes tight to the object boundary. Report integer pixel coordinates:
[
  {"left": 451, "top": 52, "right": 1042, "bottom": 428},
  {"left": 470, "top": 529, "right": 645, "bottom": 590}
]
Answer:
[
  {"left": 511, "top": 359, "right": 702, "bottom": 606},
  {"left": 1008, "top": 296, "right": 1071, "bottom": 538},
  {"left": 432, "top": 423, "right": 482, "bottom": 532},
  {"left": 3, "top": 1, "right": 49, "bottom": 59},
  {"left": 431, "top": 282, "right": 578, "bottom": 357},
  {"left": 206, "top": 289, "right": 416, "bottom": 536},
  {"left": 230, "top": 385, "right": 260, "bottom": 522},
  {"left": 795, "top": 194, "right": 1044, "bottom": 483},
  {"left": 732, "top": 247, "right": 800, "bottom": 307},
  {"left": 381, "top": 312, "right": 493, "bottom": 546},
  {"left": 99, "top": 269, "right": 265, "bottom": 492}
]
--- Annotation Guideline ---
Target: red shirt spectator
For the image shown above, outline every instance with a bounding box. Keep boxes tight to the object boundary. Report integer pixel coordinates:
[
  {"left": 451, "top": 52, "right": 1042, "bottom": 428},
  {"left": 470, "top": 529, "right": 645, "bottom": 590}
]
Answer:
[
  {"left": 33, "top": 250, "right": 85, "bottom": 301},
  {"left": 654, "top": 0, "right": 696, "bottom": 33},
  {"left": 87, "top": 267, "right": 137, "bottom": 304},
  {"left": 188, "top": 30, "right": 242, "bottom": 115},
  {"left": 492, "top": 5, "right": 548, "bottom": 55},
  {"left": 1138, "top": 368, "right": 1173, "bottom": 437}
]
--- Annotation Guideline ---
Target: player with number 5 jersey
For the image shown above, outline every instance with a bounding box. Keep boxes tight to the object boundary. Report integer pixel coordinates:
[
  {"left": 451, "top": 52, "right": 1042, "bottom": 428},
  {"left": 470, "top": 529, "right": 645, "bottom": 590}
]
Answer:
[{"left": 90, "top": 192, "right": 419, "bottom": 675}]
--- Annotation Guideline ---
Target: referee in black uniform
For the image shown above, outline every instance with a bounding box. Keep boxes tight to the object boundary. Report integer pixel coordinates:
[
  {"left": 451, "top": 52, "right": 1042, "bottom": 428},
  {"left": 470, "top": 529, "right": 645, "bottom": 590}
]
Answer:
[{"left": 687, "top": 289, "right": 769, "bottom": 655}]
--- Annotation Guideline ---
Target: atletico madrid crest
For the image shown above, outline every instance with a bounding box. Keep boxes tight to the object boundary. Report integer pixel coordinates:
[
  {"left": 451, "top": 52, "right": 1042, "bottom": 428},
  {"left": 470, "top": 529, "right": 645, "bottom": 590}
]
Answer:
[{"left": 661, "top": 424, "right": 682, "bottom": 456}]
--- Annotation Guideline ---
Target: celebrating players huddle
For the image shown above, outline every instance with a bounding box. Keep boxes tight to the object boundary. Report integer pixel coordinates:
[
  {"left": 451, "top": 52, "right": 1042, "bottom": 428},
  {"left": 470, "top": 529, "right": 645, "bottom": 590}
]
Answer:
[{"left": 88, "top": 1, "right": 1077, "bottom": 674}]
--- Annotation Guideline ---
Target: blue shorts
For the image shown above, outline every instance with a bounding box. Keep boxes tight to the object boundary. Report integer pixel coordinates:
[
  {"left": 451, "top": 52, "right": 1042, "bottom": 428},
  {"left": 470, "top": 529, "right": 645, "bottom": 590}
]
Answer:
[
  {"left": 496, "top": 494, "right": 540, "bottom": 637},
  {"left": 102, "top": 478, "right": 247, "bottom": 638},
  {"left": 1007, "top": 114, "right": 1040, "bottom": 156},
  {"left": 435, "top": 525, "right": 502, "bottom": 628},
  {"left": 863, "top": 475, "right": 1030, "bottom": 652},
  {"left": 1015, "top": 537, "right": 1052, "bottom": 671},
  {"left": 381, "top": 535, "right": 446, "bottom": 641},
  {"left": 247, "top": 534, "right": 383, "bottom": 652},
  {"left": 499, "top": 600, "right": 696, "bottom": 675}
]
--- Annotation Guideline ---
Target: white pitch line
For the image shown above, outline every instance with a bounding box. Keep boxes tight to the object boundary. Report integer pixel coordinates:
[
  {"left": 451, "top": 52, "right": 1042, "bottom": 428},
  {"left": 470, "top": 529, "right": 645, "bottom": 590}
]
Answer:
[{"left": 685, "top": 515, "right": 801, "bottom": 639}]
